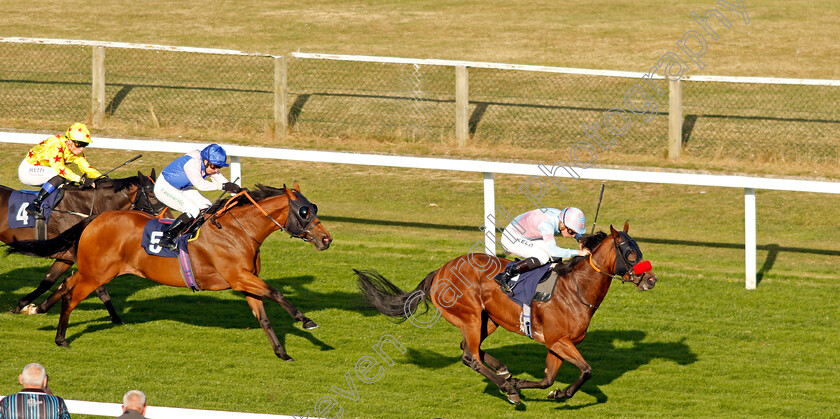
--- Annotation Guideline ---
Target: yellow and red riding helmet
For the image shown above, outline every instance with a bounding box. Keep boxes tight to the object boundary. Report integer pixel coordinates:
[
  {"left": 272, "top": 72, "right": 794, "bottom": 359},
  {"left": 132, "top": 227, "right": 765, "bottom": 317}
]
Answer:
[{"left": 65, "top": 123, "right": 92, "bottom": 144}]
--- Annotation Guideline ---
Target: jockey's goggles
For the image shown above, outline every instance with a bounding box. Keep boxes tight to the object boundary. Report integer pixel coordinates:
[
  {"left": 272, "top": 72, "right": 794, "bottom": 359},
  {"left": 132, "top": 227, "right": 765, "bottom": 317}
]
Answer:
[{"left": 72, "top": 140, "right": 88, "bottom": 148}]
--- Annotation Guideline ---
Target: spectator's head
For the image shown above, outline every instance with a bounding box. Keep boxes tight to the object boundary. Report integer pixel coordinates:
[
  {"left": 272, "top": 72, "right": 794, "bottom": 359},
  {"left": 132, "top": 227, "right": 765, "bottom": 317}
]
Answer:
[
  {"left": 122, "top": 389, "right": 147, "bottom": 414},
  {"left": 19, "top": 363, "right": 47, "bottom": 389}
]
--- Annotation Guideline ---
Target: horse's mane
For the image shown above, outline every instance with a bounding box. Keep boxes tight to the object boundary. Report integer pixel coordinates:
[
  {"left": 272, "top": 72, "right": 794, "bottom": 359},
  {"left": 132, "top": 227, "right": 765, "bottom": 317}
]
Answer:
[
  {"left": 215, "top": 184, "right": 289, "bottom": 209},
  {"left": 553, "top": 231, "right": 609, "bottom": 276},
  {"left": 103, "top": 175, "right": 145, "bottom": 193}
]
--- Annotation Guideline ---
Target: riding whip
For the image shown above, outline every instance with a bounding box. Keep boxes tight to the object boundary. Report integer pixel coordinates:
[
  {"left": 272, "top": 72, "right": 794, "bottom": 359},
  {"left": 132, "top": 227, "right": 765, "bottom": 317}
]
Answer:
[
  {"left": 95, "top": 154, "right": 143, "bottom": 180},
  {"left": 590, "top": 184, "right": 605, "bottom": 235}
]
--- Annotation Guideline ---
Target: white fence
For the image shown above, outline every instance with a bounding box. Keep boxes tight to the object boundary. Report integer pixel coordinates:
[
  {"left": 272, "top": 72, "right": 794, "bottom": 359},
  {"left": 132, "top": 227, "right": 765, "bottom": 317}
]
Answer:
[
  {"left": 2, "top": 37, "right": 839, "bottom": 161},
  {"left": 2, "top": 131, "right": 838, "bottom": 291}
]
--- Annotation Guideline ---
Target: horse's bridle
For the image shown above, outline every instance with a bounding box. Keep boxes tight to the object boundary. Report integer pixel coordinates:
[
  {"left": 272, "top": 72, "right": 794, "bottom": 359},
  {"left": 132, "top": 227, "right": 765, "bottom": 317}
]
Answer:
[
  {"left": 212, "top": 189, "right": 322, "bottom": 243},
  {"left": 283, "top": 190, "right": 321, "bottom": 242},
  {"left": 577, "top": 232, "right": 651, "bottom": 309},
  {"left": 124, "top": 176, "right": 168, "bottom": 216}
]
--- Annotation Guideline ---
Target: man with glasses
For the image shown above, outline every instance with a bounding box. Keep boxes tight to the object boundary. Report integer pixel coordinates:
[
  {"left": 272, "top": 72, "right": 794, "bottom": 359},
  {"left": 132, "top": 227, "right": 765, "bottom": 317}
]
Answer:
[
  {"left": 494, "top": 207, "right": 590, "bottom": 295},
  {"left": 18, "top": 122, "right": 101, "bottom": 219},
  {"left": 154, "top": 143, "right": 241, "bottom": 250}
]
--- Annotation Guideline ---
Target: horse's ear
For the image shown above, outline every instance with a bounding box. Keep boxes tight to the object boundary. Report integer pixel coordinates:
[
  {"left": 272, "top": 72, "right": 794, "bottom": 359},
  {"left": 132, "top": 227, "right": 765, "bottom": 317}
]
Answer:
[
  {"left": 623, "top": 221, "right": 629, "bottom": 232},
  {"left": 610, "top": 225, "right": 619, "bottom": 237},
  {"left": 284, "top": 183, "right": 298, "bottom": 201},
  {"left": 150, "top": 168, "right": 157, "bottom": 179},
  {"left": 293, "top": 181, "right": 301, "bottom": 192}
]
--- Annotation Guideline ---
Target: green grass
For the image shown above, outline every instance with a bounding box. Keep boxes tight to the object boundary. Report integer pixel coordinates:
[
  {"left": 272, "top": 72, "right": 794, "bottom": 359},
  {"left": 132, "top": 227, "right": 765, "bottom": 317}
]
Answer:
[
  {"left": 1, "top": 2, "right": 839, "bottom": 417},
  {"left": 1, "top": 148, "right": 839, "bottom": 418}
]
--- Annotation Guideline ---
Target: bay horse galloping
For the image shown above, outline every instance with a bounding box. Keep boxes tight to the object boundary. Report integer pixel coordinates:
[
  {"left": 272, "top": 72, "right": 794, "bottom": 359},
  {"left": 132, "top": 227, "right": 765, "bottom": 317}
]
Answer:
[
  {"left": 356, "top": 223, "right": 657, "bottom": 404},
  {"left": 7, "top": 183, "right": 331, "bottom": 361},
  {"left": 1, "top": 171, "right": 167, "bottom": 319}
]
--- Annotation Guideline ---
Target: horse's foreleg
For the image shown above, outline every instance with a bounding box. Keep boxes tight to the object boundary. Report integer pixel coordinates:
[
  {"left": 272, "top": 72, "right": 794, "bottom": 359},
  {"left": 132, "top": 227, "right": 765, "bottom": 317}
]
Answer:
[
  {"left": 243, "top": 294, "right": 293, "bottom": 361},
  {"left": 93, "top": 286, "right": 123, "bottom": 324},
  {"left": 13, "top": 260, "right": 71, "bottom": 313},
  {"left": 509, "top": 351, "right": 563, "bottom": 390},
  {"left": 33, "top": 281, "right": 72, "bottom": 314},
  {"left": 546, "top": 338, "right": 592, "bottom": 401},
  {"left": 266, "top": 288, "right": 318, "bottom": 330}
]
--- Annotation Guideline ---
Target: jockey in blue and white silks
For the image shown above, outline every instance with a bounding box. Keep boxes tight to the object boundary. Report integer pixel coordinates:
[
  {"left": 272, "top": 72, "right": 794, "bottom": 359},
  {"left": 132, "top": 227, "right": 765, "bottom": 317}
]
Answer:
[
  {"left": 153, "top": 144, "right": 241, "bottom": 250},
  {"left": 495, "top": 207, "right": 589, "bottom": 295}
]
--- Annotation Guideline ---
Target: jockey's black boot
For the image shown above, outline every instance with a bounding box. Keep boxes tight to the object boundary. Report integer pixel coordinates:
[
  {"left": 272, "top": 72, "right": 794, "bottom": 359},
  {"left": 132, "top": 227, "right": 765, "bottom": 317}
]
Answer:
[
  {"left": 494, "top": 257, "right": 543, "bottom": 295},
  {"left": 159, "top": 213, "right": 193, "bottom": 251},
  {"left": 26, "top": 175, "right": 64, "bottom": 219},
  {"left": 26, "top": 188, "right": 50, "bottom": 219}
]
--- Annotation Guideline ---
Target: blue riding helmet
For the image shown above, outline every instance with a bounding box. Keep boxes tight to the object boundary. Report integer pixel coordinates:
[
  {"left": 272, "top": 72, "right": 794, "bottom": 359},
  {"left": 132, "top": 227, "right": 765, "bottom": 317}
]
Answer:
[{"left": 200, "top": 144, "right": 229, "bottom": 168}]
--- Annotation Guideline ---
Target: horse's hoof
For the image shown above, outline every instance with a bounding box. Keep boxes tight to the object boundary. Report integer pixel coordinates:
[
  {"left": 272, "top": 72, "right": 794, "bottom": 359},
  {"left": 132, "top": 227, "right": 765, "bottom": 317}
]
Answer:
[
  {"left": 302, "top": 319, "right": 319, "bottom": 330},
  {"left": 22, "top": 304, "right": 39, "bottom": 315},
  {"left": 497, "top": 369, "right": 511, "bottom": 378},
  {"left": 55, "top": 340, "right": 70, "bottom": 348},
  {"left": 547, "top": 389, "right": 569, "bottom": 400},
  {"left": 506, "top": 392, "right": 521, "bottom": 405},
  {"left": 277, "top": 353, "right": 294, "bottom": 362}
]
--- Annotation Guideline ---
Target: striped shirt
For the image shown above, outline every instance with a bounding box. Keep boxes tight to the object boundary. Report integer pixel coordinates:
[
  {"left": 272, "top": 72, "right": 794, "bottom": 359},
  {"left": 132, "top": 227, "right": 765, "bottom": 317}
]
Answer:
[{"left": 0, "top": 389, "right": 71, "bottom": 419}]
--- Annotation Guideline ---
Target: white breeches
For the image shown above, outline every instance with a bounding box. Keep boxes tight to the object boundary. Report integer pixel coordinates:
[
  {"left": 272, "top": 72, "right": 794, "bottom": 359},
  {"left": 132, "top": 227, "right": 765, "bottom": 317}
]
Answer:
[
  {"left": 154, "top": 177, "right": 211, "bottom": 218},
  {"left": 499, "top": 225, "right": 552, "bottom": 265},
  {"left": 18, "top": 160, "right": 59, "bottom": 186}
]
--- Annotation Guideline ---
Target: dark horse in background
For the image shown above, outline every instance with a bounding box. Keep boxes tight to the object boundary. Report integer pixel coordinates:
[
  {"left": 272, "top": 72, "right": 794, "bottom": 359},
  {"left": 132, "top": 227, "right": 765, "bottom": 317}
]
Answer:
[
  {"left": 0, "top": 171, "right": 167, "bottom": 320},
  {"left": 356, "top": 223, "right": 657, "bottom": 404},
  {"left": 7, "top": 183, "right": 332, "bottom": 361}
]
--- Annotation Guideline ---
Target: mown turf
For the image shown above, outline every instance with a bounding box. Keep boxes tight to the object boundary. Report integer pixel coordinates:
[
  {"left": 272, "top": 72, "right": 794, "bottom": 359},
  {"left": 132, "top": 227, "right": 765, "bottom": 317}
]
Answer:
[{"left": 1, "top": 149, "right": 838, "bottom": 418}]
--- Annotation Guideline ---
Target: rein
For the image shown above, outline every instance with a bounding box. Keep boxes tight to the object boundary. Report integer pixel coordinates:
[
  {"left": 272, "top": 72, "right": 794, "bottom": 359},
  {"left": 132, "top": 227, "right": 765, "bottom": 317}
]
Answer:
[
  {"left": 210, "top": 190, "right": 320, "bottom": 242},
  {"left": 51, "top": 175, "right": 164, "bottom": 218}
]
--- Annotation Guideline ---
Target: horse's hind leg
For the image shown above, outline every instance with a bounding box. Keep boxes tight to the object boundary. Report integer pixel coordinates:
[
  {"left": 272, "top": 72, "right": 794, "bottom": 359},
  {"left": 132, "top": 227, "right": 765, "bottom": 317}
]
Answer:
[
  {"left": 460, "top": 313, "right": 509, "bottom": 377},
  {"left": 459, "top": 323, "right": 520, "bottom": 404},
  {"left": 13, "top": 260, "right": 71, "bottom": 314},
  {"left": 54, "top": 272, "right": 103, "bottom": 348},
  {"left": 92, "top": 286, "right": 123, "bottom": 324},
  {"left": 243, "top": 293, "right": 293, "bottom": 361}
]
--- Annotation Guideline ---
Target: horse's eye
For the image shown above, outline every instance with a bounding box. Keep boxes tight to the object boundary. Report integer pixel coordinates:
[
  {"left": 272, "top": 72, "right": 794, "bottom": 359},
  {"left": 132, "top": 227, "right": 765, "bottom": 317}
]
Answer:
[
  {"left": 627, "top": 251, "right": 637, "bottom": 262},
  {"left": 299, "top": 206, "right": 309, "bottom": 218}
]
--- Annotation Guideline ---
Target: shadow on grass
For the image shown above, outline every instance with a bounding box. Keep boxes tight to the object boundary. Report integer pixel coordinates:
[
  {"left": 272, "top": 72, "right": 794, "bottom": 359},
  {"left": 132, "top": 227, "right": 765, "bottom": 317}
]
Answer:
[
  {"left": 405, "top": 329, "right": 695, "bottom": 408},
  {"left": 0, "top": 266, "right": 155, "bottom": 315},
  {"left": 0, "top": 267, "right": 335, "bottom": 354}
]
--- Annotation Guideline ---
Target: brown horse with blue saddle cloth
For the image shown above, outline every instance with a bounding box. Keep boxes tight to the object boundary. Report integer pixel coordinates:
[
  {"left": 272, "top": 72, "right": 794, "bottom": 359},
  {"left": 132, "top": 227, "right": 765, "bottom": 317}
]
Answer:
[
  {"left": 356, "top": 222, "right": 656, "bottom": 404},
  {"left": 7, "top": 183, "right": 332, "bottom": 361},
  {"left": 1, "top": 171, "right": 167, "bottom": 318}
]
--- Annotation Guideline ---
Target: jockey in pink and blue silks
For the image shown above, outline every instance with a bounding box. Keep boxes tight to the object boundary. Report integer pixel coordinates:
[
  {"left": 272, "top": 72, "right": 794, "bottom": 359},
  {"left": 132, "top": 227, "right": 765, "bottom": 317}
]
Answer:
[
  {"left": 494, "top": 207, "right": 590, "bottom": 294},
  {"left": 153, "top": 144, "right": 241, "bottom": 250}
]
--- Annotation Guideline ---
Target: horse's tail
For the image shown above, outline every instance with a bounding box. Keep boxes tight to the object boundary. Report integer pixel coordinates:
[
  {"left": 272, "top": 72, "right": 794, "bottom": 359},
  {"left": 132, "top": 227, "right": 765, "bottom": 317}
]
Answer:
[
  {"left": 5, "top": 216, "right": 97, "bottom": 259},
  {"left": 354, "top": 268, "right": 437, "bottom": 321}
]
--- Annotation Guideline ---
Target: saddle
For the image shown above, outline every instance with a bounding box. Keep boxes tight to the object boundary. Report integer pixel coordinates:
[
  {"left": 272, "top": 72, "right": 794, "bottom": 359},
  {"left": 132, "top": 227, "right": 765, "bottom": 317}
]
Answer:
[
  {"left": 533, "top": 262, "right": 562, "bottom": 302},
  {"left": 7, "top": 188, "right": 65, "bottom": 240}
]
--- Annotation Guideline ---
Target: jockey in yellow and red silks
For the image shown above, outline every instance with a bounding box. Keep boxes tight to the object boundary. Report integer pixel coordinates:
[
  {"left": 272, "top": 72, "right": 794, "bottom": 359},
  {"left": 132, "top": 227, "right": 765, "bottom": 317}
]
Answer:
[{"left": 18, "top": 123, "right": 102, "bottom": 218}]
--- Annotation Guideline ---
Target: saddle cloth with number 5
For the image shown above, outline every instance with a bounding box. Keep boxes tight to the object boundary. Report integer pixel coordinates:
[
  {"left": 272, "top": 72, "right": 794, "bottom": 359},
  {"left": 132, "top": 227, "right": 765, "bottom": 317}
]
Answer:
[{"left": 141, "top": 218, "right": 200, "bottom": 291}]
